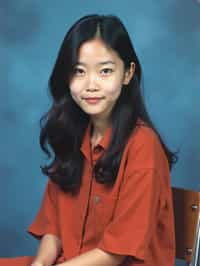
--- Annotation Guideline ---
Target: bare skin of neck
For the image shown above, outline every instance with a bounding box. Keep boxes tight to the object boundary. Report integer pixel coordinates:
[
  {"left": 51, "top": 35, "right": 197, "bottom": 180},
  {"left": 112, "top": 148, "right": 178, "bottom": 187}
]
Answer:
[{"left": 90, "top": 116, "right": 110, "bottom": 149}]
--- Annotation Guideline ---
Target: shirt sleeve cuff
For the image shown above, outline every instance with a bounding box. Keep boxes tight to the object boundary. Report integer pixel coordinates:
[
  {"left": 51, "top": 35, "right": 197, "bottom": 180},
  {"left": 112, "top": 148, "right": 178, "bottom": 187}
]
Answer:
[{"left": 97, "top": 231, "right": 145, "bottom": 262}]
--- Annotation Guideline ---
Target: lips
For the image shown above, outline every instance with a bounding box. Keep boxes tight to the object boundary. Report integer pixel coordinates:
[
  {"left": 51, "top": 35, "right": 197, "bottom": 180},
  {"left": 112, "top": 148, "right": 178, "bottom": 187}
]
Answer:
[{"left": 83, "top": 97, "right": 104, "bottom": 104}]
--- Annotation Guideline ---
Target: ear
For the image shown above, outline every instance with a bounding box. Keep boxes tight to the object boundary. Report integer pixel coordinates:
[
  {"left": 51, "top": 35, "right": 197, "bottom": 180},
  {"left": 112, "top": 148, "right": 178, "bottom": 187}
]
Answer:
[{"left": 123, "top": 62, "right": 135, "bottom": 85}]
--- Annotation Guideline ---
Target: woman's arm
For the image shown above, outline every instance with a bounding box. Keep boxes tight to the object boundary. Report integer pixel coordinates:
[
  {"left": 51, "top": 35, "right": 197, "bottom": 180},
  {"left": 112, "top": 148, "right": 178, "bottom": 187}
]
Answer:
[
  {"left": 31, "top": 234, "right": 62, "bottom": 266},
  {"left": 55, "top": 248, "right": 125, "bottom": 266}
]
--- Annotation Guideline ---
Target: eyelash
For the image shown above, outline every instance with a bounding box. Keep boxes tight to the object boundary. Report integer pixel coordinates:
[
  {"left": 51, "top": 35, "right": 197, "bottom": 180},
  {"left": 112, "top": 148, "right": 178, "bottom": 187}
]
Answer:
[
  {"left": 100, "top": 68, "right": 113, "bottom": 75},
  {"left": 73, "top": 68, "right": 114, "bottom": 76},
  {"left": 73, "top": 68, "right": 85, "bottom": 75}
]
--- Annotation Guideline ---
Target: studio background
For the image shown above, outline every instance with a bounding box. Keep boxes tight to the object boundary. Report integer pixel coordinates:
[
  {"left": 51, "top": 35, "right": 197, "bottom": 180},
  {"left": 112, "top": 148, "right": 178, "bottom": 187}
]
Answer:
[{"left": 0, "top": 1, "right": 199, "bottom": 265}]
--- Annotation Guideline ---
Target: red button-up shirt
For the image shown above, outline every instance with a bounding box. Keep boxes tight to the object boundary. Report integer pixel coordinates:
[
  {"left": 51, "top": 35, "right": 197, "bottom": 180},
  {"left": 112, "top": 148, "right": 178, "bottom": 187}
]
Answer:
[{"left": 28, "top": 122, "right": 175, "bottom": 265}]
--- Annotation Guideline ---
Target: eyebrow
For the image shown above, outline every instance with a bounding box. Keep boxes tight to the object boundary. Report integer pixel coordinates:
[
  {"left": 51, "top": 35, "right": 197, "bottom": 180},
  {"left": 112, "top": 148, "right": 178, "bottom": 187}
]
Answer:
[{"left": 76, "top": 60, "right": 116, "bottom": 66}]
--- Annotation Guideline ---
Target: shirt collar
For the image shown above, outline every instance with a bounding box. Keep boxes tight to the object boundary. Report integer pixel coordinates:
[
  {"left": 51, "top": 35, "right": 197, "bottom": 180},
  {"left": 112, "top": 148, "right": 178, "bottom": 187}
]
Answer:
[{"left": 80, "top": 123, "right": 112, "bottom": 161}]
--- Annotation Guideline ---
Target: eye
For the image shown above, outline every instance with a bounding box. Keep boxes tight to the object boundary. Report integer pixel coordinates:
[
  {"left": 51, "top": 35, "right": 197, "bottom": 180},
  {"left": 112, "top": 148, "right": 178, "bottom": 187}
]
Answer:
[
  {"left": 73, "top": 67, "right": 85, "bottom": 76},
  {"left": 100, "top": 68, "right": 114, "bottom": 75}
]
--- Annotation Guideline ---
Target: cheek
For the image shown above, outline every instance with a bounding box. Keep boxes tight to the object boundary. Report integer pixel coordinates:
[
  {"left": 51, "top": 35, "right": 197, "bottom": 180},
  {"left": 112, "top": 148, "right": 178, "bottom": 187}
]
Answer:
[
  {"left": 105, "top": 79, "right": 123, "bottom": 97},
  {"left": 69, "top": 80, "right": 83, "bottom": 98}
]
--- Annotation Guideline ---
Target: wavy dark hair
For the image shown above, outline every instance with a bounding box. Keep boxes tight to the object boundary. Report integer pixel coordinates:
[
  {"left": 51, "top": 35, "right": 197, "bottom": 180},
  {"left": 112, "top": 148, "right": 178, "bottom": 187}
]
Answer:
[{"left": 40, "top": 14, "right": 177, "bottom": 195}]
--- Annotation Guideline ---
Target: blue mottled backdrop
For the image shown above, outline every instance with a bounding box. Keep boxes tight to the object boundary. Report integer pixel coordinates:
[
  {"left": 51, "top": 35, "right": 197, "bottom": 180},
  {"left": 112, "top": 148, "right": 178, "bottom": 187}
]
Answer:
[{"left": 0, "top": 1, "right": 199, "bottom": 265}]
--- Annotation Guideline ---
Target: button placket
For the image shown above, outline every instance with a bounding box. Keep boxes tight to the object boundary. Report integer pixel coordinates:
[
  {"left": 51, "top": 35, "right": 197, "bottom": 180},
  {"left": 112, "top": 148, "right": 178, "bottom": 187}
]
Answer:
[
  {"left": 93, "top": 195, "right": 101, "bottom": 204},
  {"left": 78, "top": 159, "right": 95, "bottom": 252},
  {"left": 93, "top": 145, "right": 102, "bottom": 154},
  {"left": 92, "top": 145, "right": 103, "bottom": 162}
]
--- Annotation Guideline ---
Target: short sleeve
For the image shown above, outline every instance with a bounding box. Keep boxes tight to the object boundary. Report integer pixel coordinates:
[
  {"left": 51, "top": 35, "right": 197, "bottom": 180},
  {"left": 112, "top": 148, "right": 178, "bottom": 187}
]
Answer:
[
  {"left": 27, "top": 180, "right": 60, "bottom": 239},
  {"left": 97, "top": 128, "right": 165, "bottom": 262}
]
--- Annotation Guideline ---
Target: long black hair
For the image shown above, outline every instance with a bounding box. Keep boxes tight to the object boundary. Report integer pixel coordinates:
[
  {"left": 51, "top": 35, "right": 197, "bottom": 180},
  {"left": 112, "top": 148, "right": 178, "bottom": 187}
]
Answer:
[{"left": 40, "top": 14, "right": 177, "bottom": 194}]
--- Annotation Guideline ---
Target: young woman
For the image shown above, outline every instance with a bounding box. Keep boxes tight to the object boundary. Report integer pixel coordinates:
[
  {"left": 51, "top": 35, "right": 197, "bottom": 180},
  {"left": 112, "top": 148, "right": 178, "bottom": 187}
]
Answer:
[{"left": 0, "top": 14, "right": 177, "bottom": 266}]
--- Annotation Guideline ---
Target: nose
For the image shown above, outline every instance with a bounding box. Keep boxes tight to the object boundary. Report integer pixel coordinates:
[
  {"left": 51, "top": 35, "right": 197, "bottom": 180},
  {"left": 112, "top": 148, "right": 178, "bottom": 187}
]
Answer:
[{"left": 86, "top": 73, "right": 99, "bottom": 92}]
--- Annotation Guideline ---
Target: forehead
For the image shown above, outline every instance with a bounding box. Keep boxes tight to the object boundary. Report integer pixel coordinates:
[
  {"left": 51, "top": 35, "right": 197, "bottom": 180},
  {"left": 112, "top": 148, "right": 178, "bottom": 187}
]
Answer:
[{"left": 77, "top": 39, "right": 122, "bottom": 65}]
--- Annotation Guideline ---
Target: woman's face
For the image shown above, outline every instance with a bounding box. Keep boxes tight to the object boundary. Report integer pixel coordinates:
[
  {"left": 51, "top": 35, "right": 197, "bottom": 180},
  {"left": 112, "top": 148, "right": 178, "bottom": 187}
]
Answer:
[{"left": 69, "top": 38, "right": 134, "bottom": 122}]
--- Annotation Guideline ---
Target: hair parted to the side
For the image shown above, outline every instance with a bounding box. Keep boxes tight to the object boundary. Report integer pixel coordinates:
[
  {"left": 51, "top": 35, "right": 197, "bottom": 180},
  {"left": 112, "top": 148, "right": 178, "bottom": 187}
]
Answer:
[{"left": 40, "top": 14, "right": 178, "bottom": 195}]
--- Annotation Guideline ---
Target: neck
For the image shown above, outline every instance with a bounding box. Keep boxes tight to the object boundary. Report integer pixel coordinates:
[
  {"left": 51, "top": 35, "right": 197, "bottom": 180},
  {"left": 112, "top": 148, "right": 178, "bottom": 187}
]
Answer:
[{"left": 90, "top": 117, "right": 110, "bottom": 147}]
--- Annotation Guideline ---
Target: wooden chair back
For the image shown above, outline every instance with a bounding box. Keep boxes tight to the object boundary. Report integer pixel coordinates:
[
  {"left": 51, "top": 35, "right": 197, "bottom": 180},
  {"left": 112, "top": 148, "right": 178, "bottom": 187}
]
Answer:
[{"left": 172, "top": 187, "right": 200, "bottom": 265}]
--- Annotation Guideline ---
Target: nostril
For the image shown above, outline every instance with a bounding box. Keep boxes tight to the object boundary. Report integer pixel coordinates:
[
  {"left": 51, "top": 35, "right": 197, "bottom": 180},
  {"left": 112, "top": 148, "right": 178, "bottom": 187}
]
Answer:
[{"left": 86, "top": 87, "right": 98, "bottom": 92}]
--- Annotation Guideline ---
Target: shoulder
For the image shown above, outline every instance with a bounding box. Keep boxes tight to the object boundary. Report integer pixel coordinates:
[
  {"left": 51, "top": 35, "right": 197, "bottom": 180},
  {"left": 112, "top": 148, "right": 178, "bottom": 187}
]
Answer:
[
  {"left": 125, "top": 121, "right": 169, "bottom": 172},
  {"left": 45, "top": 179, "right": 60, "bottom": 200},
  {"left": 127, "top": 120, "right": 162, "bottom": 152}
]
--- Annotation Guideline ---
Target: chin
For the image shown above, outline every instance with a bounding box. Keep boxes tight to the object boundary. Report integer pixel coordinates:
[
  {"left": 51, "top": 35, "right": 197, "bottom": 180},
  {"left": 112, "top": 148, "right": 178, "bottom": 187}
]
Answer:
[
  {"left": 81, "top": 107, "right": 103, "bottom": 114},
  {"left": 85, "top": 111, "right": 103, "bottom": 116}
]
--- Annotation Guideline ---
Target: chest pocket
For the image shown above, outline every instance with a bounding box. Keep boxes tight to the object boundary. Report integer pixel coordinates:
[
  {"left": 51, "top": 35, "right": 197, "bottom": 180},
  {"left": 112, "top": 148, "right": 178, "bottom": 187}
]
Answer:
[{"left": 91, "top": 193, "right": 117, "bottom": 238}]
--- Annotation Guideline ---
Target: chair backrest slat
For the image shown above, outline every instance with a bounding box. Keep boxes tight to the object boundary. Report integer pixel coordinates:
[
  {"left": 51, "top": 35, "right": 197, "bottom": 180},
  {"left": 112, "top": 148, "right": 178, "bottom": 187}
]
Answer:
[
  {"left": 172, "top": 187, "right": 200, "bottom": 264},
  {"left": 191, "top": 210, "right": 200, "bottom": 265}
]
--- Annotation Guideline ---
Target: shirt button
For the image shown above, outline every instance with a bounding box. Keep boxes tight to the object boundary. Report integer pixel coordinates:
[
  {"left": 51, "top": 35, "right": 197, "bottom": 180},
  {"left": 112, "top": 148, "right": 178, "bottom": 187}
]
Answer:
[
  {"left": 94, "top": 195, "right": 101, "bottom": 204},
  {"left": 93, "top": 145, "right": 102, "bottom": 154}
]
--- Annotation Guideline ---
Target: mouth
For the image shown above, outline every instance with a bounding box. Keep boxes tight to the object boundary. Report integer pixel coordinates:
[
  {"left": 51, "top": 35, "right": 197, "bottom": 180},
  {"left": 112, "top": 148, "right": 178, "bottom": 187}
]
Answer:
[{"left": 83, "top": 97, "right": 104, "bottom": 104}]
